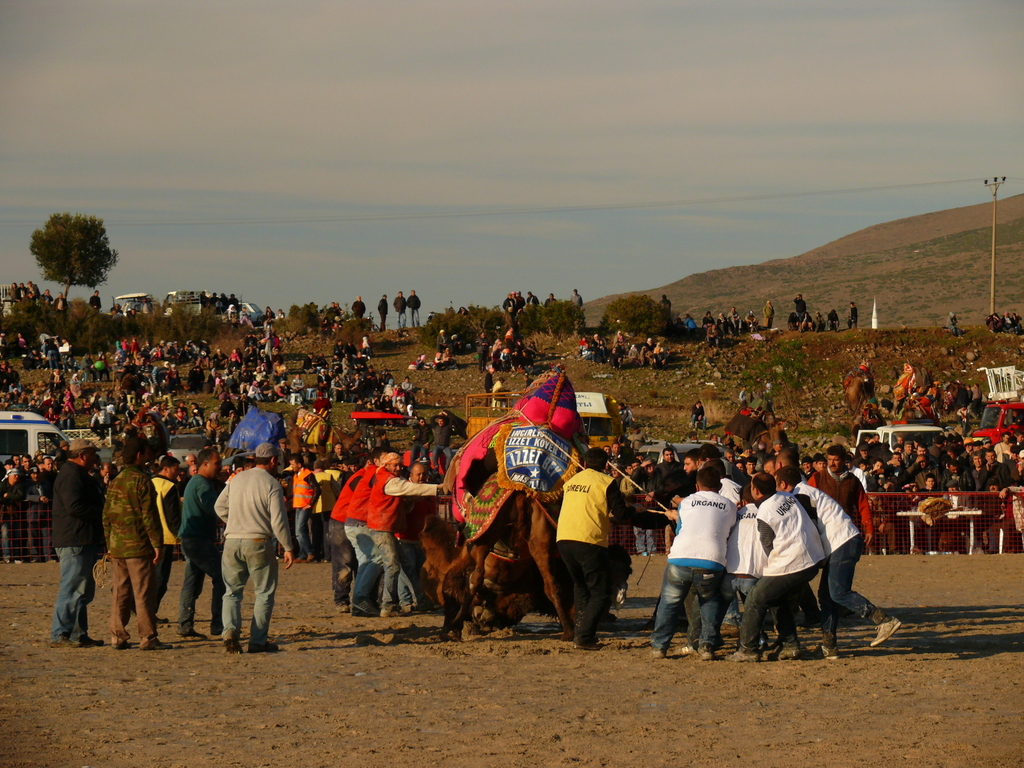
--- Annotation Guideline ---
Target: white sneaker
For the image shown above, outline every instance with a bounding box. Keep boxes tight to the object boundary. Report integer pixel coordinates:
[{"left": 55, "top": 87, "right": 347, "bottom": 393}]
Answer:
[{"left": 870, "top": 616, "right": 902, "bottom": 647}]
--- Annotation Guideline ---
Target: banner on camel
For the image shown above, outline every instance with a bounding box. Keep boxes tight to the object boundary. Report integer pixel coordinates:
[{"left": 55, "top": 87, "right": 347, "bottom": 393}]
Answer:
[{"left": 496, "top": 424, "right": 578, "bottom": 500}]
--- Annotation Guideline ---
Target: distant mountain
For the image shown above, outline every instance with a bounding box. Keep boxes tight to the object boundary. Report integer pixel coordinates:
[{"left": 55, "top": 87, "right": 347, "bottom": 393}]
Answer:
[{"left": 585, "top": 193, "right": 1024, "bottom": 328}]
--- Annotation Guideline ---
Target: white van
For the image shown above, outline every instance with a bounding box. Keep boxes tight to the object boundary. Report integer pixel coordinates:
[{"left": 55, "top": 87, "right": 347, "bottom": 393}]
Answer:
[
  {"left": 165, "top": 291, "right": 202, "bottom": 315},
  {"left": 856, "top": 423, "right": 944, "bottom": 450},
  {"left": 0, "top": 411, "right": 72, "bottom": 461}
]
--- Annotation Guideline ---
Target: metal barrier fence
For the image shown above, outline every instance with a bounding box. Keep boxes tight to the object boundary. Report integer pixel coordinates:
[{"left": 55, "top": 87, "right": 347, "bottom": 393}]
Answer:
[
  {"left": 4, "top": 491, "right": 1023, "bottom": 565},
  {"left": 865, "top": 491, "right": 1024, "bottom": 555}
]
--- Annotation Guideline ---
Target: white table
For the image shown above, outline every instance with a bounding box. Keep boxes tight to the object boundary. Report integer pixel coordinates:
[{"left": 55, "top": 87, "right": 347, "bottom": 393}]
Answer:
[{"left": 897, "top": 508, "right": 983, "bottom": 554}]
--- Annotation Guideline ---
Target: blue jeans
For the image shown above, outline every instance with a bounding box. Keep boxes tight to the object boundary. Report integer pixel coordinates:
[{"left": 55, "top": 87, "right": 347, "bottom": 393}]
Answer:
[
  {"left": 634, "top": 527, "right": 655, "bottom": 555},
  {"left": 370, "top": 530, "right": 401, "bottom": 610},
  {"left": 410, "top": 308, "right": 420, "bottom": 327},
  {"left": 410, "top": 443, "right": 429, "bottom": 464},
  {"left": 50, "top": 545, "right": 100, "bottom": 641},
  {"left": 345, "top": 521, "right": 382, "bottom": 611},
  {"left": 430, "top": 446, "right": 455, "bottom": 471},
  {"left": 27, "top": 506, "right": 51, "bottom": 562},
  {"left": 818, "top": 535, "right": 874, "bottom": 637},
  {"left": 294, "top": 506, "right": 314, "bottom": 559},
  {"left": 178, "top": 537, "right": 225, "bottom": 635},
  {"left": 397, "top": 311, "right": 407, "bottom": 329},
  {"left": 688, "top": 573, "right": 758, "bottom": 648},
  {"left": 221, "top": 539, "right": 278, "bottom": 646},
  {"left": 397, "top": 540, "right": 428, "bottom": 609},
  {"left": 650, "top": 564, "right": 724, "bottom": 651},
  {"left": 0, "top": 516, "right": 15, "bottom": 561}
]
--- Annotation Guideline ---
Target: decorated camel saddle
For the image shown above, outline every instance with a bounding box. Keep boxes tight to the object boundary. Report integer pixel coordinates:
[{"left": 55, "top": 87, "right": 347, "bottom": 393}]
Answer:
[
  {"left": 298, "top": 407, "right": 331, "bottom": 447},
  {"left": 448, "top": 370, "right": 588, "bottom": 544}
]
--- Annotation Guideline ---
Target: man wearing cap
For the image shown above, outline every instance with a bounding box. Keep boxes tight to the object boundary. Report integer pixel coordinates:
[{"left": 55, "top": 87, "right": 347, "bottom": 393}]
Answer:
[
  {"left": 215, "top": 442, "right": 296, "bottom": 653},
  {"left": 49, "top": 438, "right": 106, "bottom": 647}
]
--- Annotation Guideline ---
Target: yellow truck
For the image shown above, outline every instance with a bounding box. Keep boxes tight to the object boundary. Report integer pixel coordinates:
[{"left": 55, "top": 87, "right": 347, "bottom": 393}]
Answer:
[{"left": 464, "top": 389, "right": 623, "bottom": 447}]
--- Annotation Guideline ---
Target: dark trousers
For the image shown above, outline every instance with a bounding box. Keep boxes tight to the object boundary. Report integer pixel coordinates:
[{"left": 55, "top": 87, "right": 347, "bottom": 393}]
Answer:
[
  {"left": 155, "top": 544, "right": 176, "bottom": 613},
  {"left": 177, "top": 537, "right": 225, "bottom": 635},
  {"left": 329, "top": 519, "right": 357, "bottom": 606},
  {"left": 556, "top": 540, "right": 610, "bottom": 645},
  {"left": 738, "top": 565, "right": 819, "bottom": 653},
  {"left": 311, "top": 512, "right": 326, "bottom": 561}
]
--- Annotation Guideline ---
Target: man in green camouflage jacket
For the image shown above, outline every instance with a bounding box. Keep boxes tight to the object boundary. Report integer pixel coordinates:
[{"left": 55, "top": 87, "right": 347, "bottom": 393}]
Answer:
[{"left": 102, "top": 435, "right": 172, "bottom": 650}]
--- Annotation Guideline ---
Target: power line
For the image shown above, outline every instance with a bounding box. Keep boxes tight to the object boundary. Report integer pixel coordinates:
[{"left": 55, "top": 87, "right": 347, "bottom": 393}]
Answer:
[{"left": 0, "top": 177, "right": 999, "bottom": 228}]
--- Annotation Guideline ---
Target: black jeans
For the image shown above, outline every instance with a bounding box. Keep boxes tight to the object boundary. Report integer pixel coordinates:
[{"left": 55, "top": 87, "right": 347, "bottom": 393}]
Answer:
[
  {"left": 556, "top": 540, "right": 610, "bottom": 645},
  {"left": 738, "top": 564, "right": 819, "bottom": 653},
  {"left": 177, "top": 537, "right": 225, "bottom": 635},
  {"left": 329, "top": 519, "right": 357, "bottom": 607},
  {"left": 155, "top": 544, "right": 176, "bottom": 613}
]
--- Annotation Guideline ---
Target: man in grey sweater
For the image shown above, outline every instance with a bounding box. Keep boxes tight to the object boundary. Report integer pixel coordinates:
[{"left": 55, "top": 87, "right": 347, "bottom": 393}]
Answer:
[{"left": 215, "top": 442, "right": 295, "bottom": 653}]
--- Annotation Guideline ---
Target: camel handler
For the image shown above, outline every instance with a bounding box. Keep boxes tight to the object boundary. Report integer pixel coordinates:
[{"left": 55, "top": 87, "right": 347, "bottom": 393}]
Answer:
[
  {"left": 556, "top": 448, "right": 671, "bottom": 651},
  {"left": 367, "top": 452, "right": 441, "bottom": 618}
]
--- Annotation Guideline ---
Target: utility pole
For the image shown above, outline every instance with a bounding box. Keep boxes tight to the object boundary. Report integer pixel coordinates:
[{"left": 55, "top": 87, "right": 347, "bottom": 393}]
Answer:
[{"left": 984, "top": 177, "right": 1006, "bottom": 315}]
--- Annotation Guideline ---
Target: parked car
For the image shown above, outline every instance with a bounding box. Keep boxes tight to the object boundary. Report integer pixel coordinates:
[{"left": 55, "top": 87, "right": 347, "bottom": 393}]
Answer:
[{"left": 166, "top": 433, "right": 210, "bottom": 462}]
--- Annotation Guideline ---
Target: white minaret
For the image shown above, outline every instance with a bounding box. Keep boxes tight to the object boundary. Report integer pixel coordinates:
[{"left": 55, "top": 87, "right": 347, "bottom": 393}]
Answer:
[{"left": 871, "top": 298, "right": 878, "bottom": 329}]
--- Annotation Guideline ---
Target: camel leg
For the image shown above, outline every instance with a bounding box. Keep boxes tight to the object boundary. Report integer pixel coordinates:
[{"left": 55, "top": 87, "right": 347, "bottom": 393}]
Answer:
[
  {"left": 443, "top": 543, "right": 489, "bottom": 640},
  {"left": 528, "top": 504, "right": 575, "bottom": 642}
]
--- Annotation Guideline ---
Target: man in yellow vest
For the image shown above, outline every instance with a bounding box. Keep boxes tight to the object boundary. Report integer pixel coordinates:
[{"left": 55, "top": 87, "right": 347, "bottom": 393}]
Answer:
[
  {"left": 312, "top": 459, "right": 342, "bottom": 562},
  {"left": 287, "top": 454, "right": 321, "bottom": 563},
  {"left": 557, "top": 448, "right": 667, "bottom": 650},
  {"left": 152, "top": 455, "right": 183, "bottom": 622}
]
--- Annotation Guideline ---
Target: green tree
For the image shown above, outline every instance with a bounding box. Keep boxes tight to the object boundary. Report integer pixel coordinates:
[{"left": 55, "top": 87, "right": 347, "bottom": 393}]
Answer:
[
  {"left": 30, "top": 213, "right": 119, "bottom": 300},
  {"left": 601, "top": 294, "right": 665, "bottom": 336}
]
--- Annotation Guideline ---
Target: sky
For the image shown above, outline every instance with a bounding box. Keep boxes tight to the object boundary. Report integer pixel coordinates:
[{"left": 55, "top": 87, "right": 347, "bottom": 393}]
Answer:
[{"left": 1, "top": 0, "right": 1023, "bottom": 315}]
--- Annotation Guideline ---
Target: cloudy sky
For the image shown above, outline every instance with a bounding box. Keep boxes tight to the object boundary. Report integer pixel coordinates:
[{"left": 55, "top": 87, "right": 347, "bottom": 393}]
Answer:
[{"left": 1, "top": 1, "right": 1022, "bottom": 314}]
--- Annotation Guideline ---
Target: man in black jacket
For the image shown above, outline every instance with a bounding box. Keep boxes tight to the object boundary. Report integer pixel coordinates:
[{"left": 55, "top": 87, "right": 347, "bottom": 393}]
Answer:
[
  {"left": 393, "top": 292, "right": 407, "bottom": 329},
  {"left": 377, "top": 295, "right": 389, "bottom": 331},
  {"left": 406, "top": 290, "right": 421, "bottom": 327},
  {"left": 49, "top": 439, "right": 106, "bottom": 648},
  {"left": 351, "top": 296, "right": 365, "bottom": 319}
]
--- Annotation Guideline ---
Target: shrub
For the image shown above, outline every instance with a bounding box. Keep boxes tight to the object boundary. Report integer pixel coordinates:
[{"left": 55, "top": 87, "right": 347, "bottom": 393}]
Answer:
[
  {"left": 418, "top": 306, "right": 505, "bottom": 348},
  {"left": 517, "top": 301, "right": 585, "bottom": 338},
  {"left": 600, "top": 294, "right": 665, "bottom": 337},
  {"left": 1, "top": 298, "right": 231, "bottom": 356},
  {"left": 286, "top": 303, "right": 321, "bottom": 333}
]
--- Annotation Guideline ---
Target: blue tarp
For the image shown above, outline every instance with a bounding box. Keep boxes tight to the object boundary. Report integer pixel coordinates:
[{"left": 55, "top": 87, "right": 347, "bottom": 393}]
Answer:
[{"left": 228, "top": 407, "right": 286, "bottom": 450}]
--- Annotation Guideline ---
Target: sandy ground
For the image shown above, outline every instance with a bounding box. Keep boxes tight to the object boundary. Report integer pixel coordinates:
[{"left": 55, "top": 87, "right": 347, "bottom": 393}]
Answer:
[{"left": 2, "top": 554, "right": 1023, "bottom": 768}]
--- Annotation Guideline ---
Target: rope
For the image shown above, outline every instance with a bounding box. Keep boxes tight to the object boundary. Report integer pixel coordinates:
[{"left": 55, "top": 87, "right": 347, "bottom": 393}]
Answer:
[{"left": 92, "top": 554, "right": 111, "bottom": 589}]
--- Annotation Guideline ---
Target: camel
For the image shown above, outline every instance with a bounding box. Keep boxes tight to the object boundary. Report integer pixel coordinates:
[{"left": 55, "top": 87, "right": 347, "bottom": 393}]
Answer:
[
  {"left": 724, "top": 408, "right": 789, "bottom": 448},
  {"left": 437, "top": 483, "right": 575, "bottom": 641},
  {"left": 843, "top": 364, "right": 875, "bottom": 415},
  {"left": 420, "top": 512, "right": 633, "bottom": 638},
  {"left": 285, "top": 409, "right": 361, "bottom": 459}
]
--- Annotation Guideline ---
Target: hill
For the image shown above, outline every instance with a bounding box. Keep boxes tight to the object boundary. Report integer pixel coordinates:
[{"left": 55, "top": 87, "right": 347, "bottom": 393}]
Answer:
[{"left": 585, "top": 193, "right": 1024, "bottom": 328}]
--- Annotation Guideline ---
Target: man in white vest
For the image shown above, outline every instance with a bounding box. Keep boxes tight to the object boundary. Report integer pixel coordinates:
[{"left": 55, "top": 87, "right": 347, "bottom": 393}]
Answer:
[
  {"left": 650, "top": 465, "right": 736, "bottom": 660},
  {"left": 730, "top": 472, "right": 824, "bottom": 662}
]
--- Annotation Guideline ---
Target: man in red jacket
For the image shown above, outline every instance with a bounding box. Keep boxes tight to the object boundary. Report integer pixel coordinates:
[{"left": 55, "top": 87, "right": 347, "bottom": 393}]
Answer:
[
  {"left": 345, "top": 449, "right": 385, "bottom": 617},
  {"left": 367, "top": 453, "right": 440, "bottom": 618},
  {"left": 328, "top": 462, "right": 362, "bottom": 612}
]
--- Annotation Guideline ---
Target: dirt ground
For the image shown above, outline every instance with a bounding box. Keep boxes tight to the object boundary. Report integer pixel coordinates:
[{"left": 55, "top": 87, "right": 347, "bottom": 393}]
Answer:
[{"left": 2, "top": 554, "right": 1022, "bottom": 768}]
